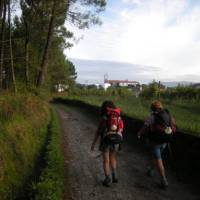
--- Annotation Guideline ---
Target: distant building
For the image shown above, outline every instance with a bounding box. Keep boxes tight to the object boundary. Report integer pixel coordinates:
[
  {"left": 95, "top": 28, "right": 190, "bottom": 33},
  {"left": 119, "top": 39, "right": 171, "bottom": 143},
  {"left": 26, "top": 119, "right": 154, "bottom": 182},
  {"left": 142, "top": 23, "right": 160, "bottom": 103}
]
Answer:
[
  {"left": 104, "top": 79, "right": 140, "bottom": 87},
  {"left": 104, "top": 74, "right": 140, "bottom": 88},
  {"left": 103, "top": 74, "right": 142, "bottom": 97}
]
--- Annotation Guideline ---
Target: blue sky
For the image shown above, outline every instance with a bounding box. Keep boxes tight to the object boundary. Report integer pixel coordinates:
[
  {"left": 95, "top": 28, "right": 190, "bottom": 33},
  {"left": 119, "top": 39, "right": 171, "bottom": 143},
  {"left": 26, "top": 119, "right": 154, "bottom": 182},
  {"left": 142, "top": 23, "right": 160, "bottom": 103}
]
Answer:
[{"left": 65, "top": 0, "right": 200, "bottom": 84}]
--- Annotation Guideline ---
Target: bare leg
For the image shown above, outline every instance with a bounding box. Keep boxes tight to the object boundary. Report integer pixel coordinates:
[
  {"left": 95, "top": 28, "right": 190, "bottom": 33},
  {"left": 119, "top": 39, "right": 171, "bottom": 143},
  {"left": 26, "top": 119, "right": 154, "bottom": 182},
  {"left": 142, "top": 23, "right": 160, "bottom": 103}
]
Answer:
[
  {"left": 110, "top": 151, "right": 118, "bottom": 182},
  {"left": 102, "top": 152, "right": 110, "bottom": 177},
  {"left": 102, "top": 152, "right": 111, "bottom": 186},
  {"left": 153, "top": 158, "right": 166, "bottom": 178},
  {"left": 153, "top": 158, "right": 168, "bottom": 188},
  {"left": 109, "top": 151, "right": 117, "bottom": 170}
]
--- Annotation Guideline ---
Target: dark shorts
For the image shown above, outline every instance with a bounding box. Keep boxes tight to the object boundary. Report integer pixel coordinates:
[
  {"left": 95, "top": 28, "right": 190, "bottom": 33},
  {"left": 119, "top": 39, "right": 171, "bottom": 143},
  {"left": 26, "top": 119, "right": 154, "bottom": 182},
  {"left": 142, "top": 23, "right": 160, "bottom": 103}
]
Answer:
[
  {"left": 99, "top": 141, "right": 119, "bottom": 152},
  {"left": 152, "top": 143, "right": 167, "bottom": 159}
]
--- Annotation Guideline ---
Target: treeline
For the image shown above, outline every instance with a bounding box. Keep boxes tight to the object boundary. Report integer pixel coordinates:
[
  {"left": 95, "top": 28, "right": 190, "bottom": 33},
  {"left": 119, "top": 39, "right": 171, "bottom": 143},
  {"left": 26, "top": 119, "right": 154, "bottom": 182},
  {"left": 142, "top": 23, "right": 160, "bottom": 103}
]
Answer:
[
  {"left": 0, "top": 1, "right": 107, "bottom": 199},
  {"left": 161, "top": 86, "right": 200, "bottom": 100},
  {"left": 0, "top": 0, "right": 106, "bottom": 94},
  {"left": 69, "top": 86, "right": 133, "bottom": 97},
  {"left": 140, "top": 81, "right": 200, "bottom": 101},
  {"left": 71, "top": 81, "right": 200, "bottom": 101}
]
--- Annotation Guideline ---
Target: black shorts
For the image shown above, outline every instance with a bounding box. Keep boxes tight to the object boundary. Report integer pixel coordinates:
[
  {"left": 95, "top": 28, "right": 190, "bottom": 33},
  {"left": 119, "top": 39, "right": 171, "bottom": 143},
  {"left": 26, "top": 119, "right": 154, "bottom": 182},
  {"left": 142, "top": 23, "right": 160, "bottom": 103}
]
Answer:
[{"left": 99, "top": 142, "right": 119, "bottom": 152}]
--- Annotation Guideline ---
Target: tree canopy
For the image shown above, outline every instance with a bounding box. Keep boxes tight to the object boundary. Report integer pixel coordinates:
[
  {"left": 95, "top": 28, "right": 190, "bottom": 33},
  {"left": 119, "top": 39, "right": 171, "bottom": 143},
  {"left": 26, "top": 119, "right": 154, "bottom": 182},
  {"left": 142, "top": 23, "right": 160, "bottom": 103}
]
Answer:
[{"left": 0, "top": 0, "right": 106, "bottom": 93}]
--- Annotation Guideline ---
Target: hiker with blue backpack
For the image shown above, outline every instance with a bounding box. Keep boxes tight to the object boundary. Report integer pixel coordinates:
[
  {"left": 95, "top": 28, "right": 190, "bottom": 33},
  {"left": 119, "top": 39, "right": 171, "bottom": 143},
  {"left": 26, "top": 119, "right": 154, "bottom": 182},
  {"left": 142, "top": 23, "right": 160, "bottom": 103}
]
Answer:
[
  {"left": 137, "top": 100, "right": 176, "bottom": 189},
  {"left": 91, "top": 101, "right": 124, "bottom": 187}
]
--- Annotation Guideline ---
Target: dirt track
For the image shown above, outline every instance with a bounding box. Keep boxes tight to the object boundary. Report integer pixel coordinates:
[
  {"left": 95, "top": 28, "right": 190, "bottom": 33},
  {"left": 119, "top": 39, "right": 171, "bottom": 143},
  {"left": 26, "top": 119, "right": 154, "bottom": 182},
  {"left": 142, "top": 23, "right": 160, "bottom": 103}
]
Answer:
[{"left": 55, "top": 104, "right": 199, "bottom": 200}]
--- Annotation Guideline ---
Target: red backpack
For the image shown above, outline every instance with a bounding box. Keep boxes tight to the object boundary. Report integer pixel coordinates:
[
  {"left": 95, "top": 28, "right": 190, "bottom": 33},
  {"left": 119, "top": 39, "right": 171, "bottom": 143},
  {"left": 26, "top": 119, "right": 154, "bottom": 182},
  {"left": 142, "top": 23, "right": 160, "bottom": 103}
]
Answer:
[
  {"left": 106, "top": 107, "right": 121, "bottom": 132},
  {"left": 103, "top": 107, "right": 123, "bottom": 145}
]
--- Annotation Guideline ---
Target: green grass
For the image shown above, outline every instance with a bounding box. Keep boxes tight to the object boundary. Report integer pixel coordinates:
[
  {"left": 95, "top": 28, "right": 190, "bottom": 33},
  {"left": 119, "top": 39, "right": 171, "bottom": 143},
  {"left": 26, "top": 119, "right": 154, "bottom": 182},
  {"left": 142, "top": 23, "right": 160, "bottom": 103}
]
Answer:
[
  {"left": 0, "top": 94, "right": 49, "bottom": 200},
  {"left": 33, "top": 109, "right": 64, "bottom": 200},
  {"left": 61, "top": 95, "right": 200, "bottom": 137}
]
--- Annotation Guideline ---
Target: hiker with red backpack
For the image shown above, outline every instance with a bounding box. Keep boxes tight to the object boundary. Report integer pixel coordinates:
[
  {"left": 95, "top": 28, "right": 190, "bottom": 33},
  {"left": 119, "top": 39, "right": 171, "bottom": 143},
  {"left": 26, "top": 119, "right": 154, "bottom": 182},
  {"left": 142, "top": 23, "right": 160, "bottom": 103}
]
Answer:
[
  {"left": 137, "top": 100, "right": 176, "bottom": 189},
  {"left": 91, "top": 101, "right": 124, "bottom": 187}
]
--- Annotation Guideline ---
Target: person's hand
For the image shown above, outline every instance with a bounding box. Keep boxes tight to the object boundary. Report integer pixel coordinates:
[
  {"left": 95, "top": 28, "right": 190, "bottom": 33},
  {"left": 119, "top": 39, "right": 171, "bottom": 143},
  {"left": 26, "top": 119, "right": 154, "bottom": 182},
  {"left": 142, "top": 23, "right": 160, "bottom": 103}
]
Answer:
[
  {"left": 137, "top": 133, "right": 141, "bottom": 139},
  {"left": 117, "top": 132, "right": 123, "bottom": 137}
]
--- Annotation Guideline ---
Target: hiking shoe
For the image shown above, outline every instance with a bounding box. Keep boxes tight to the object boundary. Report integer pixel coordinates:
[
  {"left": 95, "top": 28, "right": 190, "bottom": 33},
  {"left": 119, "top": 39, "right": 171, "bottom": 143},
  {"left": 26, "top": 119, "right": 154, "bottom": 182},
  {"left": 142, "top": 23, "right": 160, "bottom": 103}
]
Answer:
[
  {"left": 112, "top": 177, "right": 118, "bottom": 183},
  {"left": 102, "top": 176, "right": 111, "bottom": 187},
  {"left": 159, "top": 177, "right": 168, "bottom": 190},
  {"left": 112, "top": 173, "right": 118, "bottom": 183}
]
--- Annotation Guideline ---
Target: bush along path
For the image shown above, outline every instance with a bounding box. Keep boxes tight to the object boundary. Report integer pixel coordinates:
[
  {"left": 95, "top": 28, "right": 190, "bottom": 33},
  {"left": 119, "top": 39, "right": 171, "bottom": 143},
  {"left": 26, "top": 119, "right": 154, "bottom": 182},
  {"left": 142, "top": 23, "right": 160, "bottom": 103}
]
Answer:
[{"left": 55, "top": 104, "right": 199, "bottom": 200}]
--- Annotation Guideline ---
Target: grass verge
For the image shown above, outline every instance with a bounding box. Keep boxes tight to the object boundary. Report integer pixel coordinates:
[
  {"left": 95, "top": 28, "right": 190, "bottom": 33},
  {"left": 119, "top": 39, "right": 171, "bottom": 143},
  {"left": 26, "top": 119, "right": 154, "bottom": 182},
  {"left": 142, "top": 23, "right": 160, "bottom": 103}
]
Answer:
[
  {"left": 0, "top": 94, "right": 49, "bottom": 200},
  {"left": 33, "top": 109, "right": 64, "bottom": 200}
]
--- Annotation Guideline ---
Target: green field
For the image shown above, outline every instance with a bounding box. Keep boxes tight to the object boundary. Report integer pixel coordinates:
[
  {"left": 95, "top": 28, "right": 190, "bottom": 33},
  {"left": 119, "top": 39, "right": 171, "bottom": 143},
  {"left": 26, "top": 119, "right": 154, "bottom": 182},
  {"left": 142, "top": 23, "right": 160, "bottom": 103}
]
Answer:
[{"left": 62, "top": 95, "right": 200, "bottom": 137}]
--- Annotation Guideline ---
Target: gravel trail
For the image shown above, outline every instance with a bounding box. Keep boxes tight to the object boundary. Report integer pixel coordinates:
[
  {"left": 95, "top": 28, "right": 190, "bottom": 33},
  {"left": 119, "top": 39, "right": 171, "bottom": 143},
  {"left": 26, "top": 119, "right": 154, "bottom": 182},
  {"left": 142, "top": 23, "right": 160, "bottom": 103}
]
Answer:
[{"left": 55, "top": 105, "right": 199, "bottom": 200}]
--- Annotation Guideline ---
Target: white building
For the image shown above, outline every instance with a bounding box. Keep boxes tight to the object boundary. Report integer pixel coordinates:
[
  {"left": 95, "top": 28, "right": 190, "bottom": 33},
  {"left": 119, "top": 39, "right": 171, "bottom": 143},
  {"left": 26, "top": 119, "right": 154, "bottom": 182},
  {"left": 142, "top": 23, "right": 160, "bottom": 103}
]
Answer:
[
  {"left": 103, "top": 83, "right": 111, "bottom": 90},
  {"left": 104, "top": 79, "right": 140, "bottom": 87}
]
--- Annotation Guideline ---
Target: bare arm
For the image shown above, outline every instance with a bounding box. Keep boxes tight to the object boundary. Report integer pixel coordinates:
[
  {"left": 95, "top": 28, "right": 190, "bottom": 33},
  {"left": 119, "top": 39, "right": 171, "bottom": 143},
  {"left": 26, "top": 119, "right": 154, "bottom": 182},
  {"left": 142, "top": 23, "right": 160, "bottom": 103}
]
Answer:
[
  {"left": 137, "top": 116, "right": 152, "bottom": 138},
  {"left": 91, "top": 132, "right": 100, "bottom": 151},
  {"left": 137, "top": 125, "right": 149, "bottom": 138}
]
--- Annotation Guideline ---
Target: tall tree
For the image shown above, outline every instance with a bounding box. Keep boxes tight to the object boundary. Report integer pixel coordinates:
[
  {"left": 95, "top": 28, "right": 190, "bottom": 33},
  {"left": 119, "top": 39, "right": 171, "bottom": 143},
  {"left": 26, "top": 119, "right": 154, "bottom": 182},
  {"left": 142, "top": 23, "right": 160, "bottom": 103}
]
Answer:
[
  {"left": 20, "top": 0, "right": 40, "bottom": 86},
  {"left": 36, "top": 0, "right": 106, "bottom": 88},
  {"left": 36, "top": 0, "right": 57, "bottom": 87},
  {"left": 8, "top": 0, "right": 17, "bottom": 93},
  {"left": 4, "top": 0, "right": 107, "bottom": 92},
  {"left": 67, "top": 0, "right": 106, "bottom": 29},
  {"left": 0, "top": 0, "right": 7, "bottom": 90},
  {"left": 0, "top": 0, "right": 3, "bottom": 18}
]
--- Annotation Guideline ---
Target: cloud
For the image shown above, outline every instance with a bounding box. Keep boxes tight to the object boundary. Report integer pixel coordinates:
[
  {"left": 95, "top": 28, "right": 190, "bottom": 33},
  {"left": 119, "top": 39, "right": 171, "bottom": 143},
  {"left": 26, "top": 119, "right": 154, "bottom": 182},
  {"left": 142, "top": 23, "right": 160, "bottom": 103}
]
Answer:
[
  {"left": 70, "top": 58, "right": 163, "bottom": 84},
  {"left": 65, "top": 0, "right": 200, "bottom": 82},
  {"left": 121, "top": 0, "right": 142, "bottom": 6}
]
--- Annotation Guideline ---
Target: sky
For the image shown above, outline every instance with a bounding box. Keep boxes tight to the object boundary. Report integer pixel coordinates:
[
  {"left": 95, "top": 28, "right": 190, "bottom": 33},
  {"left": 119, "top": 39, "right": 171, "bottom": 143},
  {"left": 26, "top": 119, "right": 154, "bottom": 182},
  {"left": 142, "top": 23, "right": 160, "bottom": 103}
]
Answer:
[{"left": 65, "top": 0, "right": 200, "bottom": 84}]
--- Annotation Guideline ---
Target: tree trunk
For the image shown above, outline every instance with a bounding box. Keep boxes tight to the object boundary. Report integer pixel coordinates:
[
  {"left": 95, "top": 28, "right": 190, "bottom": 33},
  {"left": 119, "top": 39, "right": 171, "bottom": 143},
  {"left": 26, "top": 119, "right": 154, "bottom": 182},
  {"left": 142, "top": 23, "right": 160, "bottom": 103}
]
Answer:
[
  {"left": 0, "top": 0, "right": 3, "bottom": 19},
  {"left": 0, "top": 0, "right": 6, "bottom": 90},
  {"left": 24, "top": 19, "right": 29, "bottom": 85},
  {"left": 8, "top": 0, "right": 17, "bottom": 94},
  {"left": 22, "top": 0, "right": 35, "bottom": 87},
  {"left": 36, "top": 0, "right": 57, "bottom": 88}
]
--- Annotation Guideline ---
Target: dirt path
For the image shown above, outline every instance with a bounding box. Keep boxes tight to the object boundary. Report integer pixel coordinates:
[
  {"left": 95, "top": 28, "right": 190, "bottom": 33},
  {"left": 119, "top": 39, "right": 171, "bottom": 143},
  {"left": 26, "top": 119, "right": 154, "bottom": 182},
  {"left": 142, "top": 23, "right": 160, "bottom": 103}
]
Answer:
[{"left": 55, "top": 105, "right": 199, "bottom": 200}]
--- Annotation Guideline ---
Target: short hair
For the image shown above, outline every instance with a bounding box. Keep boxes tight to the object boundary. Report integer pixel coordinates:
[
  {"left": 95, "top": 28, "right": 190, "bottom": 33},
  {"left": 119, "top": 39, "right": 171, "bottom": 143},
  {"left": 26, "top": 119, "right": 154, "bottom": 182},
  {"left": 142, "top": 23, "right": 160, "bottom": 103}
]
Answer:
[
  {"left": 150, "top": 100, "right": 162, "bottom": 111},
  {"left": 100, "top": 100, "right": 116, "bottom": 116}
]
